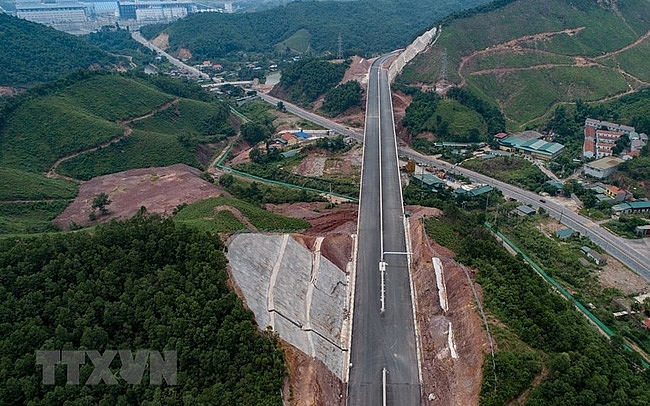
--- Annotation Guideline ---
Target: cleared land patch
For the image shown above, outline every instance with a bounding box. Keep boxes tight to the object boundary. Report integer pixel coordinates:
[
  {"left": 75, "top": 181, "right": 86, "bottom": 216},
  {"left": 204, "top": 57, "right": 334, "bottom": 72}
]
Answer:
[{"left": 54, "top": 164, "right": 221, "bottom": 228}]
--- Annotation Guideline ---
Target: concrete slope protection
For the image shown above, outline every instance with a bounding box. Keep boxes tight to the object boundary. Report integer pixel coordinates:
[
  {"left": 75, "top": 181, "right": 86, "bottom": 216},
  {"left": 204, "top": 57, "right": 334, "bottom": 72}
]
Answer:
[
  {"left": 227, "top": 233, "right": 350, "bottom": 378},
  {"left": 347, "top": 56, "right": 421, "bottom": 405}
]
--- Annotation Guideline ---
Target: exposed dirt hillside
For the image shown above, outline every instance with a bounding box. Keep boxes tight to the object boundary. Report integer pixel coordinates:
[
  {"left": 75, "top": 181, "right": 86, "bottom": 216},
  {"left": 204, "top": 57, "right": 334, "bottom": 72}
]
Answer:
[{"left": 54, "top": 164, "right": 222, "bottom": 228}]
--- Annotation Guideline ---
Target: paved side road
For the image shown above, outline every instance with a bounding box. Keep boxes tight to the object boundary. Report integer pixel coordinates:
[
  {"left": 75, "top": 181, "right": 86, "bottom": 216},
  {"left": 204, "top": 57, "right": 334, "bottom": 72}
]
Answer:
[
  {"left": 255, "top": 93, "right": 650, "bottom": 282},
  {"left": 402, "top": 150, "right": 650, "bottom": 280},
  {"left": 130, "top": 32, "right": 209, "bottom": 80}
]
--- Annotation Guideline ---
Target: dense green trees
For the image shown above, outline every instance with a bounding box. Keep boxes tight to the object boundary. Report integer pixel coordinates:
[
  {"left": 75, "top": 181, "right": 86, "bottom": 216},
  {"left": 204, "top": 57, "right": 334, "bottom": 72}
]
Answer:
[
  {"left": 140, "top": 0, "right": 493, "bottom": 60},
  {"left": 321, "top": 80, "right": 362, "bottom": 116},
  {"left": 0, "top": 216, "right": 286, "bottom": 405},
  {"left": 402, "top": 90, "right": 441, "bottom": 135},
  {"left": 423, "top": 207, "right": 650, "bottom": 405},
  {"left": 91, "top": 192, "right": 112, "bottom": 215},
  {"left": 240, "top": 121, "right": 272, "bottom": 144},
  {"left": 401, "top": 87, "right": 504, "bottom": 143},
  {"left": 85, "top": 26, "right": 155, "bottom": 67},
  {"left": 0, "top": 15, "right": 126, "bottom": 87},
  {"left": 446, "top": 87, "right": 505, "bottom": 136},
  {"left": 274, "top": 58, "right": 350, "bottom": 106}
]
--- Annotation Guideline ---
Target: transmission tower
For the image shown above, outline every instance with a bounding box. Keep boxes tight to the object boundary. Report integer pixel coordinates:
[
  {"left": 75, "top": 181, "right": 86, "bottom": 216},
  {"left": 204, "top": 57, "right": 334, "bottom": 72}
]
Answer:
[
  {"left": 337, "top": 32, "right": 343, "bottom": 60},
  {"left": 440, "top": 48, "right": 448, "bottom": 82}
]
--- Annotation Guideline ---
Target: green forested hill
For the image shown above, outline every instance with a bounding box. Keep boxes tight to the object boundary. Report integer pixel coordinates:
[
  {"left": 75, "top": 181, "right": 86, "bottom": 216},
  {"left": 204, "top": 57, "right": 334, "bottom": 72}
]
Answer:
[
  {"left": 0, "top": 73, "right": 232, "bottom": 175},
  {"left": 398, "top": 0, "right": 650, "bottom": 129},
  {"left": 140, "top": 0, "right": 494, "bottom": 60},
  {"left": 0, "top": 72, "right": 234, "bottom": 233},
  {"left": 0, "top": 14, "right": 128, "bottom": 87},
  {"left": 270, "top": 58, "right": 350, "bottom": 106},
  {"left": 0, "top": 216, "right": 286, "bottom": 405}
]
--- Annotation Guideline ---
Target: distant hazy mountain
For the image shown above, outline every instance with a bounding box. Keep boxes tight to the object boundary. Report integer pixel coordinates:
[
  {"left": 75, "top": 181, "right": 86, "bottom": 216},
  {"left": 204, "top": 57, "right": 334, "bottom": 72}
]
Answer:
[{"left": 0, "top": 14, "right": 128, "bottom": 88}]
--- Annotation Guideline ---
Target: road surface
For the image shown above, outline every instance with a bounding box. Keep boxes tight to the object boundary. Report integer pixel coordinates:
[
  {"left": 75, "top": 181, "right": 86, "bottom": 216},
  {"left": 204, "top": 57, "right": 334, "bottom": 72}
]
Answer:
[
  {"left": 347, "top": 55, "right": 421, "bottom": 406},
  {"left": 130, "top": 32, "right": 210, "bottom": 80},
  {"left": 401, "top": 150, "right": 650, "bottom": 280}
]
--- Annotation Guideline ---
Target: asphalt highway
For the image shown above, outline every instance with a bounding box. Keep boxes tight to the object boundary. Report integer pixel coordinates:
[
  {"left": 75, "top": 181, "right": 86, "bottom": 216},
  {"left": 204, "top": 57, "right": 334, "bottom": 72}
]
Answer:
[{"left": 347, "top": 56, "right": 421, "bottom": 406}]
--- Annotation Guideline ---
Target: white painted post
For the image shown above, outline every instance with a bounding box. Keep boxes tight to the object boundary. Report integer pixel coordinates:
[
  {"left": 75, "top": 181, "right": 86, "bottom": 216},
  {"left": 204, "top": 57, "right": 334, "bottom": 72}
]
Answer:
[
  {"left": 379, "top": 261, "right": 387, "bottom": 313},
  {"left": 382, "top": 367, "right": 387, "bottom": 406}
]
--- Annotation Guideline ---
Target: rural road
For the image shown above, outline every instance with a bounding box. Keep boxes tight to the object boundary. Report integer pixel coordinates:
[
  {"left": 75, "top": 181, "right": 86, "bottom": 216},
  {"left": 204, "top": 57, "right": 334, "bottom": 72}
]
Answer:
[{"left": 257, "top": 86, "right": 650, "bottom": 282}]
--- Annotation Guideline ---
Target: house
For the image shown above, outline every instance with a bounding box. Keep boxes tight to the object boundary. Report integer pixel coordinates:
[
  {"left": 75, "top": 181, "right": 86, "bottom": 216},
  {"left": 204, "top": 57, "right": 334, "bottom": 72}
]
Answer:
[
  {"left": 498, "top": 136, "right": 564, "bottom": 160},
  {"left": 630, "top": 132, "right": 648, "bottom": 152},
  {"left": 555, "top": 229, "right": 574, "bottom": 239},
  {"left": 467, "top": 185, "right": 493, "bottom": 197},
  {"left": 281, "top": 132, "right": 298, "bottom": 146},
  {"left": 583, "top": 118, "right": 635, "bottom": 159},
  {"left": 454, "top": 184, "right": 493, "bottom": 198},
  {"left": 604, "top": 186, "right": 630, "bottom": 202},
  {"left": 581, "top": 246, "right": 606, "bottom": 265},
  {"left": 635, "top": 225, "right": 650, "bottom": 237},
  {"left": 612, "top": 201, "right": 650, "bottom": 214},
  {"left": 584, "top": 118, "right": 635, "bottom": 134},
  {"left": 293, "top": 131, "right": 312, "bottom": 139},
  {"left": 583, "top": 157, "right": 624, "bottom": 179},
  {"left": 281, "top": 149, "right": 299, "bottom": 159},
  {"left": 413, "top": 173, "right": 446, "bottom": 189},
  {"left": 516, "top": 205, "right": 537, "bottom": 216},
  {"left": 545, "top": 180, "right": 563, "bottom": 193}
]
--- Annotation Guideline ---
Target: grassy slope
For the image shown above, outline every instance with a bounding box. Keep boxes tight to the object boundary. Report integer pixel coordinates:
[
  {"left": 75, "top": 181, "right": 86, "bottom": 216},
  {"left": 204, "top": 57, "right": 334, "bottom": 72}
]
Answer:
[
  {"left": 399, "top": 0, "right": 650, "bottom": 130},
  {"left": 0, "top": 74, "right": 224, "bottom": 233},
  {"left": 0, "top": 75, "right": 175, "bottom": 173},
  {"left": 174, "top": 196, "right": 311, "bottom": 232},
  {"left": 129, "top": 98, "right": 223, "bottom": 135},
  {"left": 57, "top": 130, "right": 199, "bottom": 180},
  {"left": 427, "top": 98, "right": 488, "bottom": 138},
  {"left": 0, "top": 168, "right": 77, "bottom": 200},
  {"left": 0, "top": 168, "right": 77, "bottom": 234},
  {"left": 274, "top": 29, "right": 312, "bottom": 53},
  {"left": 0, "top": 201, "right": 70, "bottom": 234}
]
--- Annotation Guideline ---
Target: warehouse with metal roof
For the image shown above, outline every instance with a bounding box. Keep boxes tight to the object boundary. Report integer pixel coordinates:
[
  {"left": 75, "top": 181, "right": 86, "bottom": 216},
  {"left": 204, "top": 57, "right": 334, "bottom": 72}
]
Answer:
[{"left": 498, "top": 136, "right": 564, "bottom": 160}]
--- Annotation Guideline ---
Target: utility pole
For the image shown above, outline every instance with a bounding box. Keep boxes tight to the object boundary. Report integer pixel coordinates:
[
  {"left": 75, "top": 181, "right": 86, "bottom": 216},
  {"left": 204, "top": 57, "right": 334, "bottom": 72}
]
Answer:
[
  {"left": 337, "top": 32, "right": 343, "bottom": 60},
  {"left": 440, "top": 48, "right": 448, "bottom": 83}
]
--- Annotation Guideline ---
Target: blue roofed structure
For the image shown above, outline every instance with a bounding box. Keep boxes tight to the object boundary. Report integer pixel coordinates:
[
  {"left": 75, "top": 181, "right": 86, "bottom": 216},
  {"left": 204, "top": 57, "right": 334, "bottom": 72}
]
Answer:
[
  {"left": 545, "top": 180, "right": 563, "bottom": 190},
  {"left": 413, "top": 173, "right": 445, "bottom": 188},
  {"left": 516, "top": 205, "right": 537, "bottom": 216},
  {"left": 612, "top": 201, "right": 650, "bottom": 214},
  {"left": 555, "top": 228, "right": 574, "bottom": 239},
  {"left": 293, "top": 131, "right": 311, "bottom": 139},
  {"left": 498, "top": 136, "right": 564, "bottom": 160}
]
